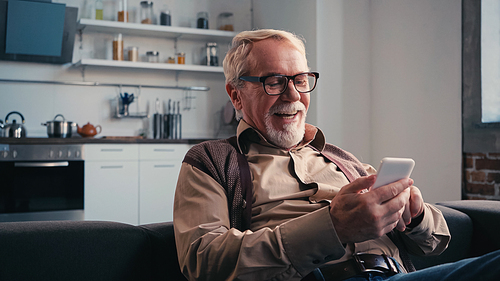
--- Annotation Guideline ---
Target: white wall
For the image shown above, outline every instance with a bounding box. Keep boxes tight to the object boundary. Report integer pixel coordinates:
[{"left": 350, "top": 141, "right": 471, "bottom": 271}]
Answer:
[
  {"left": 315, "top": 0, "right": 462, "bottom": 203},
  {"left": 369, "top": 0, "right": 462, "bottom": 203}
]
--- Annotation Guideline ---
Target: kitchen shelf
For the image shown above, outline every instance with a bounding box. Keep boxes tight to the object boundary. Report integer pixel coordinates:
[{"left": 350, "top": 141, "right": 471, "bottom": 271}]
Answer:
[
  {"left": 78, "top": 19, "right": 238, "bottom": 41},
  {"left": 75, "top": 58, "right": 224, "bottom": 73}
]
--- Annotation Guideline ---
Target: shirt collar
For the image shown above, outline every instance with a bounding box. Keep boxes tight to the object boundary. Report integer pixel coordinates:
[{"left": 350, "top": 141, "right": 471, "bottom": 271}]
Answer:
[{"left": 235, "top": 120, "right": 326, "bottom": 154}]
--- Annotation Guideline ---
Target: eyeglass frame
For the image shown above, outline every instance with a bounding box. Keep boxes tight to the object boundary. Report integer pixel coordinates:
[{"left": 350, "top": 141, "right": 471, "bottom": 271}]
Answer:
[{"left": 239, "top": 72, "right": 320, "bottom": 96}]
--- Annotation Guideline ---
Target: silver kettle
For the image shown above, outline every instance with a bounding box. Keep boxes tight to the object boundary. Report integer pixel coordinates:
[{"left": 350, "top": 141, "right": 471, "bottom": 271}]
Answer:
[{"left": 1, "top": 111, "right": 27, "bottom": 138}]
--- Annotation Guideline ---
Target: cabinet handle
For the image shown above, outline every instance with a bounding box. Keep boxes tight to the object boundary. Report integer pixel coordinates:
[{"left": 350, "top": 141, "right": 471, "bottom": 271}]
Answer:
[
  {"left": 15, "top": 161, "right": 69, "bottom": 167},
  {"left": 153, "top": 149, "right": 175, "bottom": 152},
  {"left": 100, "top": 149, "right": 124, "bottom": 152},
  {"left": 154, "top": 164, "right": 175, "bottom": 168},
  {"left": 100, "top": 165, "right": 124, "bottom": 169}
]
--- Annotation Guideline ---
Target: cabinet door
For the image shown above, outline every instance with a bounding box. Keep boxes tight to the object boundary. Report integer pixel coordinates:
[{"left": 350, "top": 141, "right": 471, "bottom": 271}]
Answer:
[
  {"left": 139, "top": 160, "right": 181, "bottom": 224},
  {"left": 84, "top": 161, "right": 139, "bottom": 225}
]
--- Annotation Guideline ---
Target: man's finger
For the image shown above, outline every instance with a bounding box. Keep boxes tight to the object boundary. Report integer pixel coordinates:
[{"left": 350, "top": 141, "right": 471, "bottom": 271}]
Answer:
[
  {"left": 373, "top": 178, "right": 413, "bottom": 203},
  {"left": 341, "top": 175, "right": 377, "bottom": 194}
]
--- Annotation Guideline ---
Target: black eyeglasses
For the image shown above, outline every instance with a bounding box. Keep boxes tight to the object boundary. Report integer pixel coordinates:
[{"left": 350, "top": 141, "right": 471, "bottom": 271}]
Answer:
[{"left": 239, "top": 72, "right": 319, "bottom": 96}]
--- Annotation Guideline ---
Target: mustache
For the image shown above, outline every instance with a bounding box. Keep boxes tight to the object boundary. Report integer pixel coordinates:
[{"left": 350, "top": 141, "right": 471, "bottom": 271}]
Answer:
[{"left": 268, "top": 102, "right": 306, "bottom": 115}]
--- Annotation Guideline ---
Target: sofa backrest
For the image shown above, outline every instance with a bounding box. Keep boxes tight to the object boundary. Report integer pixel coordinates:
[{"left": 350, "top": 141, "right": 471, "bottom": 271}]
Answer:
[{"left": 0, "top": 220, "right": 172, "bottom": 281}]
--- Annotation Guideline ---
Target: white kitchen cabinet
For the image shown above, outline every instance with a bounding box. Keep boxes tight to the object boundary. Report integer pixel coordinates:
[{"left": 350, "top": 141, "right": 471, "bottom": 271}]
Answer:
[
  {"left": 83, "top": 143, "right": 190, "bottom": 225},
  {"left": 84, "top": 144, "right": 139, "bottom": 225},
  {"left": 138, "top": 144, "right": 190, "bottom": 224}
]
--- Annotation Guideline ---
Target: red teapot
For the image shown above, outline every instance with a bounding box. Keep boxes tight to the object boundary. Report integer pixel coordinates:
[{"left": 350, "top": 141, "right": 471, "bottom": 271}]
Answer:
[{"left": 77, "top": 122, "right": 102, "bottom": 138}]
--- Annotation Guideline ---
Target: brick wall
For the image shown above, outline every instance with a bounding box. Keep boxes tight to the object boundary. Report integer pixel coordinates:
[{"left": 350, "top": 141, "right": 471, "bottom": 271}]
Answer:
[{"left": 463, "top": 152, "right": 500, "bottom": 200}]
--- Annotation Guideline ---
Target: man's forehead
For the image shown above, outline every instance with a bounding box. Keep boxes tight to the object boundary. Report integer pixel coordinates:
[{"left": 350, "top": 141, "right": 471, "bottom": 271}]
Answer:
[{"left": 246, "top": 39, "right": 308, "bottom": 75}]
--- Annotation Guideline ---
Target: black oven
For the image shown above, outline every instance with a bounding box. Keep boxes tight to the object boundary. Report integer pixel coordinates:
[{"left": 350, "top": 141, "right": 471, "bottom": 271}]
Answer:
[{"left": 0, "top": 144, "right": 84, "bottom": 222}]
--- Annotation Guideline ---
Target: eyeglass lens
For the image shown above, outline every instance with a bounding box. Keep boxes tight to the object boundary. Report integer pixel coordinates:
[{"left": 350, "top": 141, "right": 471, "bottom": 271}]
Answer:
[{"left": 264, "top": 73, "right": 316, "bottom": 95}]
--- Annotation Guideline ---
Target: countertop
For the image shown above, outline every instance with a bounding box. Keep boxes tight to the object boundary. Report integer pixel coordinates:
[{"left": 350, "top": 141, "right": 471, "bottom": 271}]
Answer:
[{"left": 0, "top": 137, "right": 213, "bottom": 145}]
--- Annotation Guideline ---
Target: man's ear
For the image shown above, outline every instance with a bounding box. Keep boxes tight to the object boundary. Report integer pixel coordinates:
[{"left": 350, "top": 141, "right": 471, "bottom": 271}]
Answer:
[{"left": 226, "top": 83, "right": 243, "bottom": 110}]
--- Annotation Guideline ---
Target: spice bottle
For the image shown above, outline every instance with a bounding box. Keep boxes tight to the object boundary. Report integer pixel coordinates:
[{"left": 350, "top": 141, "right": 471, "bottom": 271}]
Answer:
[
  {"left": 113, "top": 33, "right": 124, "bottom": 61},
  {"left": 140, "top": 1, "right": 154, "bottom": 24},
  {"left": 95, "top": 0, "right": 103, "bottom": 20},
  {"left": 196, "top": 12, "right": 208, "bottom": 29},
  {"left": 177, "top": 52, "right": 185, "bottom": 64}
]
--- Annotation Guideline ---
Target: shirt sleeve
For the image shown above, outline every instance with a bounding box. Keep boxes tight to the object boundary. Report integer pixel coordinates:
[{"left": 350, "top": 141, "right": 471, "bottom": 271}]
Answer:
[
  {"left": 402, "top": 203, "right": 451, "bottom": 256},
  {"left": 173, "top": 163, "right": 346, "bottom": 281}
]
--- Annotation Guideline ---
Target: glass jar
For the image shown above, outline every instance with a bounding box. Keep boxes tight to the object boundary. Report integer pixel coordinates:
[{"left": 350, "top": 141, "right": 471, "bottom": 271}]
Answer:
[
  {"left": 128, "top": 47, "right": 138, "bottom": 62},
  {"left": 196, "top": 11, "right": 208, "bottom": 29},
  {"left": 146, "top": 51, "right": 159, "bottom": 63},
  {"left": 176, "top": 52, "right": 185, "bottom": 64},
  {"left": 112, "top": 33, "right": 123, "bottom": 61},
  {"left": 203, "top": 42, "right": 219, "bottom": 66},
  {"left": 140, "top": 1, "right": 154, "bottom": 24},
  {"left": 117, "top": 0, "right": 128, "bottom": 22},
  {"left": 217, "top": 12, "right": 234, "bottom": 31},
  {"left": 167, "top": 56, "right": 175, "bottom": 64},
  {"left": 160, "top": 8, "right": 171, "bottom": 26}
]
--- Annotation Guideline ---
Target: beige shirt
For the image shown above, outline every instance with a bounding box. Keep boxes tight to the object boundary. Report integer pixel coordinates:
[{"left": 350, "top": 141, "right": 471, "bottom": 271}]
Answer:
[{"left": 174, "top": 121, "right": 450, "bottom": 281}]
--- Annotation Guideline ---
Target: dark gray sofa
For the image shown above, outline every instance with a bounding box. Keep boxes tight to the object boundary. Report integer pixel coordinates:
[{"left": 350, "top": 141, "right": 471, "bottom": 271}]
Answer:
[{"left": 0, "top": 200, "right": 499, "bottom": 281}]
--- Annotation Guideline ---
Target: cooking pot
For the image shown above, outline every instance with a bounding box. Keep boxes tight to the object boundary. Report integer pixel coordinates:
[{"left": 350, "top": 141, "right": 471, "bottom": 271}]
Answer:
[
  {"left": 41, "top": 114, "right": 75, "bottom": 138},
  {"left": 1, "top": 111, "right": 27, "bottom": 138}
]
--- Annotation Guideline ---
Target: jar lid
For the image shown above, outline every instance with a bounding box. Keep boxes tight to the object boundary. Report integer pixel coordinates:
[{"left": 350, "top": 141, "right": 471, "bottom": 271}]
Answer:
[
  {"left": 140, "top": 1, "right": 153, "bottom": 6},
  {"left": 218, "top": 12, "right": 233, "bottom": 17},
  {"left": 146, "top": 51, "right": 159, "bottom": 56},
  {"left": 206, "top": 42, "right": 218, "bottom": 47},
  {"left": 176, "top": 52, "right": 185, "bottom": 56}
]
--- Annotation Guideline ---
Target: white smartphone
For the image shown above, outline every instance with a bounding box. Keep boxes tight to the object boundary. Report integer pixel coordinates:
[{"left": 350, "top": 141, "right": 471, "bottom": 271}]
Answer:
[{"left": 372, "top": 157, "right": 415, "bottom": 189}]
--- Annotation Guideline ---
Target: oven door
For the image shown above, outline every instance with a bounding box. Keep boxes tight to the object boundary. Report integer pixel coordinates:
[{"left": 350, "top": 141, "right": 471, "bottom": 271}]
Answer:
[{"left": 0, "top": 160, "right": 84, "bottom": 222}]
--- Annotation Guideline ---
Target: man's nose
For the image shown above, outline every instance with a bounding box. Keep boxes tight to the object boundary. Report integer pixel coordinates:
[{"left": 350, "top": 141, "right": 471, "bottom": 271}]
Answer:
[{"left": 280, "top": 79, "right": 301, "bottom": 102}]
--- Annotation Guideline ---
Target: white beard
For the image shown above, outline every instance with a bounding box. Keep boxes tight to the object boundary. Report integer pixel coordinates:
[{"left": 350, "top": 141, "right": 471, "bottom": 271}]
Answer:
[{"left": 264, "top": 102, "right": 306, "bottom": 149}]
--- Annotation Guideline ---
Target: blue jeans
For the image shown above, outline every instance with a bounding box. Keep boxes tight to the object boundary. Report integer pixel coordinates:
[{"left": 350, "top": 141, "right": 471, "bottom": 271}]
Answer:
[{"left": 345, "top": 249, "right": 500, "bottom": 281}]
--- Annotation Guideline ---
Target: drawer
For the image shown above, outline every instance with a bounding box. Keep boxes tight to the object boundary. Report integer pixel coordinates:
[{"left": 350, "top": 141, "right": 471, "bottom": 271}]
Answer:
[
  {"left": 84, "top": 144, "right": 139, "bottom": 161},
  {"left": 139, "top": 144, "right": 190, "bottom": 161}
]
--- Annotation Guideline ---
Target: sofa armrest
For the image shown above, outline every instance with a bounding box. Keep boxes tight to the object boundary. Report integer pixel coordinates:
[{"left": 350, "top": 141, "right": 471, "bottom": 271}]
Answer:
[
  {"left": 437, "top": 200, "right": 500, "bottom": 257},
  {"left": 140, "top": 222, "right": 187, "bottom": 281},
  {"left": 409, "top": 204, "right": 473, "bottom": 270}
]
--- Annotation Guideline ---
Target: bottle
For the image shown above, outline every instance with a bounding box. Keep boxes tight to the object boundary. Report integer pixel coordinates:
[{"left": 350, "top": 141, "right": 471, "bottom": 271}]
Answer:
[
  {"left": 113, "top": 33, "right": 124, "bottom": 61},
  {"left": 95, "top": 0, "right": 103, "bottom": 20}
]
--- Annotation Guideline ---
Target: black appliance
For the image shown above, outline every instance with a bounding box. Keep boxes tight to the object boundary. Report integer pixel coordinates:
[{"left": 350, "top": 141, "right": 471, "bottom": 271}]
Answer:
[
  {"left": 0, "top": 0, "right": 78, "bottom": 64},
  {"left": 0, "top": 144, "right": 84, "bottom": 222}
]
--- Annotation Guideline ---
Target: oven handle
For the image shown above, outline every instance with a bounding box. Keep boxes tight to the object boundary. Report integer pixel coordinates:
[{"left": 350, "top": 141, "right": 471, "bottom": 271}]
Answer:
[{"left": 14, "top": 161, "right": 70, "bottom": 167}]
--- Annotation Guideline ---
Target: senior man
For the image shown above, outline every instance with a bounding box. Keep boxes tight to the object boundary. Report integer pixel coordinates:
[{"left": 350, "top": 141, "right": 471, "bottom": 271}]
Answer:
[{"left": 173, "top": 29, "right": 499, "bottom": 281}]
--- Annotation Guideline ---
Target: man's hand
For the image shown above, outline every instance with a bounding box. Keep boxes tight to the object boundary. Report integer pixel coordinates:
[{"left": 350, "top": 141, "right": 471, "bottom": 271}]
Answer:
[{"left": 329, "top": 175, "right": 413, "bottom": 244}]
